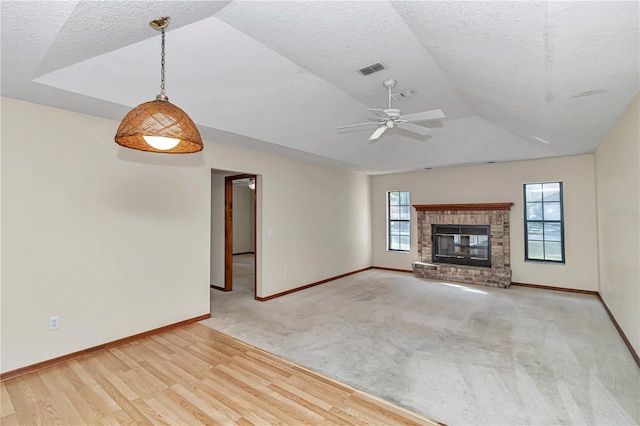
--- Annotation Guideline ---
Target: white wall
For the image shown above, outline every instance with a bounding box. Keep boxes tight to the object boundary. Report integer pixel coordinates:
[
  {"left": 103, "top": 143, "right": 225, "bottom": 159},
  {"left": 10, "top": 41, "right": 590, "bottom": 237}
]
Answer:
[
  {"left": 595, "top": 93, "right": 640, "bottom": 354},
  {"left": 232, "top": 185, "right": 255, "bottom": 254},
  {"left": 1, "top": 97, "right": 372, "bottom": 373},
  {"left": 371, "top": 155, "right": 599, "bottom": 291},
  {"left": 1, "top": 98, "right": 211, "bottom": 372},
  {"left": 209, "top": 164, "right": 371, "bottom": 298}
]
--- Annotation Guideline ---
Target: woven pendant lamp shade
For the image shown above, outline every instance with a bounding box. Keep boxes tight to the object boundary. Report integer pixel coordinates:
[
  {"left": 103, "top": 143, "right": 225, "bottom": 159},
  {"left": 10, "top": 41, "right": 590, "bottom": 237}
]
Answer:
[
  {"left": 115, "top": 17, "right": 203, "bottom": 154},
  {"left": 115, "top": 98, "right": 203, "bottom": 153}
]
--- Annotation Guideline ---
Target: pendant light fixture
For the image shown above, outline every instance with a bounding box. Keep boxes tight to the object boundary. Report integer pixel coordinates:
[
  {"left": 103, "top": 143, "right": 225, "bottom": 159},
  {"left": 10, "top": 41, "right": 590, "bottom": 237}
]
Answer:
[{"left": 115, "top": 17, "right": 203, "bottom": 153}]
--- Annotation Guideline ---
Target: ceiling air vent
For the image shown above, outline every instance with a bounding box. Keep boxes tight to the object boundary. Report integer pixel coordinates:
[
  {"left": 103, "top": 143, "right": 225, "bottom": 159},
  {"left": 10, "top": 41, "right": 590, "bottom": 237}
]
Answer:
[{"left": 358, "top": 62, "right": 385, "bottom": 76}]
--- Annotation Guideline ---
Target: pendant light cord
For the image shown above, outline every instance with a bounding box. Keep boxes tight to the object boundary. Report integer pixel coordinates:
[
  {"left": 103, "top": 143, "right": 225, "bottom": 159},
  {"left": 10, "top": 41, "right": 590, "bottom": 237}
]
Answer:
[{"left": 160, "top": 26, "right": 166, "bottom": 98}]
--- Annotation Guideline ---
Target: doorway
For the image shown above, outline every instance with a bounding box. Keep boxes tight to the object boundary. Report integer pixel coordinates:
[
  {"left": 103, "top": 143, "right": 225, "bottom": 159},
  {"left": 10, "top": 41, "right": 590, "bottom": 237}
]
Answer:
[{"left": 223, "top": 174, "right": 257, "bottom": 297}]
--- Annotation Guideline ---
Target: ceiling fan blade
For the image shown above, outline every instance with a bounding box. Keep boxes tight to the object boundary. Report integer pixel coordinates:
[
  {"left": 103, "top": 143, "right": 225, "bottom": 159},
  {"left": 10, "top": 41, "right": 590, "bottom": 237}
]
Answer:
[
  {"left": 368, "top": 108, "right": 388, "bottom": 118},
  {"left": 399, "top": 122, "right": 432, "bottom": 136},
  {"left": 337, "top": 122, "right": 377, "bottom": 130},
  {"left": 368, "top": 126, "right": 387, "bottom": 141},
  {"left": 401, "top": 109, "right": 445, "bottom": 122}
]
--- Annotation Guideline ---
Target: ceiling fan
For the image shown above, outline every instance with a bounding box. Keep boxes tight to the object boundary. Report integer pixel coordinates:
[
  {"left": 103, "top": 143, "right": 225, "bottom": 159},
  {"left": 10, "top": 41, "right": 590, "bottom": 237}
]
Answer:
[{"left": 338, "top": 79, "right": 445, "bottom": 141}]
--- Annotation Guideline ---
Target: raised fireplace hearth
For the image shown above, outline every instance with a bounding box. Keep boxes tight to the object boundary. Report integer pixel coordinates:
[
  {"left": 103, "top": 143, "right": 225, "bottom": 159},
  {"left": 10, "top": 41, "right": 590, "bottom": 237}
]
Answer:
[{"left": 412, "top": 203, "right": 513, "bottom": 288}]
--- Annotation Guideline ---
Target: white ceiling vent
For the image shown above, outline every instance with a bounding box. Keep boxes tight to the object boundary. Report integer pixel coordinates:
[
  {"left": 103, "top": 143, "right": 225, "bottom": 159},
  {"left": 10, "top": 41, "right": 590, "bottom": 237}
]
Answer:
[{"left": 358, "top": 62, "right": 385, "bottom": 76}]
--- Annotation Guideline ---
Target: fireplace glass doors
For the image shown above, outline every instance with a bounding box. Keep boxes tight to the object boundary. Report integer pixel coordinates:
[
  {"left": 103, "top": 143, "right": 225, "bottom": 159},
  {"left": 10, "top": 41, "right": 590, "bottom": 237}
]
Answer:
[{"left": 432, "top": 225, "right": 491, "bottom": 267}]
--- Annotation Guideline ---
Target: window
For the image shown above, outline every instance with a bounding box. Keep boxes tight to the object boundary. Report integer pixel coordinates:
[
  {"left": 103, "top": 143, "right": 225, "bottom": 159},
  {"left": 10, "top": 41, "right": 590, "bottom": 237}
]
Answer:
[
  {"left": 388, "top": 190, "right": 410, "bottom": 251},
  {"left": 524, "top": 182, "right": 564, "bottom": 262}
]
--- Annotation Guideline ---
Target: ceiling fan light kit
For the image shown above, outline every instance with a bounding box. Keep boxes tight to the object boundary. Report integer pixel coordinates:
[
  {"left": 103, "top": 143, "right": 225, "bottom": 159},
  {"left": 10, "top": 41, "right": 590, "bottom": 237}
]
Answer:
[
  {"left": 337, "top": 78, "right": 445, "bottom": 142},
  {"left": 115, "top": 17, "right": 203, "bottom": 154}
]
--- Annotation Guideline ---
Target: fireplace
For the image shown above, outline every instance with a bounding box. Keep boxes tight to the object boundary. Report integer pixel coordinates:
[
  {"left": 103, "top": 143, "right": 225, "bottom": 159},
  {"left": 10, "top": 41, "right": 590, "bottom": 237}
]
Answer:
[
  {"left": 412, "top": 203, "right": 513, "bottom": 288},
  {"left": 432, "top": 225, "right": 490, "bottom": 267}
]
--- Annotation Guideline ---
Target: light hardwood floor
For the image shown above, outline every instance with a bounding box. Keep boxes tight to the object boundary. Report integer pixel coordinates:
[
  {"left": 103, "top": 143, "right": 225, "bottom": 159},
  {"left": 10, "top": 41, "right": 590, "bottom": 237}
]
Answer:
[{"left": 1, "top": 323, "right": 439, "bottom": 425}]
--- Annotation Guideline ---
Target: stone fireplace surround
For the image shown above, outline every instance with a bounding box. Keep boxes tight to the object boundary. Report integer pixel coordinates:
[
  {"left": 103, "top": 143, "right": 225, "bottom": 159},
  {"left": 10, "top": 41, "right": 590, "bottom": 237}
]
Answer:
[{"left": 412, "top": 203, "right": 514, "bottom": 288}]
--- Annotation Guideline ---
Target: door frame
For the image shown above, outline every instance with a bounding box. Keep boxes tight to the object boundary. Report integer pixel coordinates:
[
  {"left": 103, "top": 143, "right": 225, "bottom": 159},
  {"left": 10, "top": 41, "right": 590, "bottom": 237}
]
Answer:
[{"left": 224, "top": 174, "right": 257, "bottom": 298}]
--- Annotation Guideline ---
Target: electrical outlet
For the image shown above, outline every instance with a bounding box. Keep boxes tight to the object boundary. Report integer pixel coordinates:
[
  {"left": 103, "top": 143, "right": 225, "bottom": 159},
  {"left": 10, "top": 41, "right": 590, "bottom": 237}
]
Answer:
[
  {"left": 284, "top": 268, "right": 288, "bottom": 276},
  {"left": 49, "top": 316, "right": 60, "bottom": 330}
]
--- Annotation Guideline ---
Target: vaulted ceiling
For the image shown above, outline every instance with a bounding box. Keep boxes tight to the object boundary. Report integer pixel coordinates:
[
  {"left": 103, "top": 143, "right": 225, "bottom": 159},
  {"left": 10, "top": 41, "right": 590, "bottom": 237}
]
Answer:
[{"left": 2, "top": 1, "right": 638, "bottom": 174}]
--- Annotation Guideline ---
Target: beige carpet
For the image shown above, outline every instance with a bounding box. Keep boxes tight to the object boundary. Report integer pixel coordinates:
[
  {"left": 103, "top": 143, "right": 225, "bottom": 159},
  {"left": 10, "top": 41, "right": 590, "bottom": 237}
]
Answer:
[{"left": 201, "top": 255, "right": 640, "bottom": 425}]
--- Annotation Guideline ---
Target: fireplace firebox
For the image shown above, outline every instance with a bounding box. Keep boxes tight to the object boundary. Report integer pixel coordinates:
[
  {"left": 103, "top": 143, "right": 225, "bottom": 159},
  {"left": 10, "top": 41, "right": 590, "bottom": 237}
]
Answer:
[{"left": 432, "top": 225, "right": 490, "bottom": 267}]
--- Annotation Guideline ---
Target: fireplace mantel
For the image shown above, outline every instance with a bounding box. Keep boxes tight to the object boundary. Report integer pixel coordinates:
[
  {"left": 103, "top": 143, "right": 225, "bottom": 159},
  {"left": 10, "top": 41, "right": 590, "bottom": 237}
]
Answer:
[{"left": 413, "top": 203, "right": 513, "bottom": 212}]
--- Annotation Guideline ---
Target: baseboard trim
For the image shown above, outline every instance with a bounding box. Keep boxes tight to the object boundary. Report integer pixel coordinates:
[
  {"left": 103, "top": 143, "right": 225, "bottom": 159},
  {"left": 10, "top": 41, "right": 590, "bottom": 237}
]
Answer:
[
  {"left": 511, "top": 282, "right": 638, "bottom": 369},
  {"left": 597, "top": 294, "right": 640, "bottom": 369},
  {"left": 0, "top": 313, "right": 211, "bottom": 382},
  {"left": 257, "top": 267, "right": 372, "bottom": 301},
  {"left": 210, "top": 284, "right": 228, "bottom": 292},
  {"left": 510, "top": 282, "right": 598, "bottom": 295},
  {"left": 372, "top": 266, "right": 414, "bottom": 274}
]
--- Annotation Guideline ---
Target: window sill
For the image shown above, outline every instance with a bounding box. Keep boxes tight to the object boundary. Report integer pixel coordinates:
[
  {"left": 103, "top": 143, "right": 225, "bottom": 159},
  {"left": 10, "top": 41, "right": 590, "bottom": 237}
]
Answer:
[{"left": 524, "top": 259, "right": 565, "bottom": 265}]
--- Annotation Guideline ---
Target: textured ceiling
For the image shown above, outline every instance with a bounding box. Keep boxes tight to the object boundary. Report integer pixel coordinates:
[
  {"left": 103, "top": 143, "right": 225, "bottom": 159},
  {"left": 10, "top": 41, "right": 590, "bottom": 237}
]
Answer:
[{"left": 2, "top": 1, "right": 638, "bottom": 174}]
